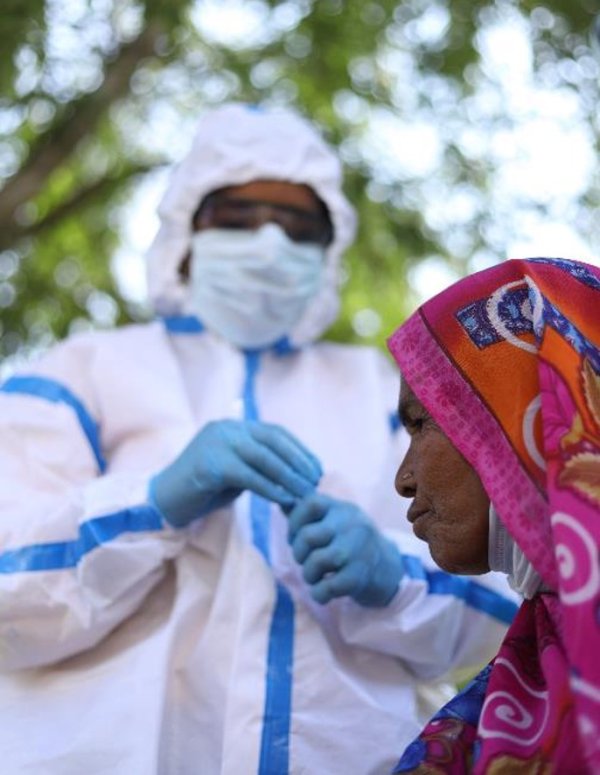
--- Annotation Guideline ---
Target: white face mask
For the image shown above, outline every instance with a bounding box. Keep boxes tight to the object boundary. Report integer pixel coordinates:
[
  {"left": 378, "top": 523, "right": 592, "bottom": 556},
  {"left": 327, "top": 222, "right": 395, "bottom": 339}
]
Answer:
[{"left": 188, "top": 223, "right": 325, "bottom": 349}]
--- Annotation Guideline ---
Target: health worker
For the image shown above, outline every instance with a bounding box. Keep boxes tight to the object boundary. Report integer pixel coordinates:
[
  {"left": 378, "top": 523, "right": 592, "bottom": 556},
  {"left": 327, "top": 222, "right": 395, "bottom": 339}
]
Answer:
[{"left": 0, "top": 103, "right": 518, "bottom": 774}]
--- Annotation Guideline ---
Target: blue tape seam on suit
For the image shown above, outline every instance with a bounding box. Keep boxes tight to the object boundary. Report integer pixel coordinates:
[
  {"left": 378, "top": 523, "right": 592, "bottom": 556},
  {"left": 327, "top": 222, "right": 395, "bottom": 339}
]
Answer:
[
  {"left": 1, "top": 375, "right": 106, "bottom": 473},
  {"left": 0, "top": 505, "right": 163, "bottom": 574},
  {"left": 402, "top": 555, "right": 518, "bottom": 625},
  {"left": 163, "top": 316, "right": 205, "bottom": 334},
  {"left": 162, "top": 316, "right": 296, "bottom": 358},
  {"left": 243, "top": 350, "right": 295, "bottom": 775}
]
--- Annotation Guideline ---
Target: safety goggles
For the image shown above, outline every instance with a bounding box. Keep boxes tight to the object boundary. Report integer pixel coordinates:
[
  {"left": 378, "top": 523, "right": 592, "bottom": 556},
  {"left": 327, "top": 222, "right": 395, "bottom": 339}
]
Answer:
[{"left": 194, "top": 193, "right": 333, "bottom": 246}]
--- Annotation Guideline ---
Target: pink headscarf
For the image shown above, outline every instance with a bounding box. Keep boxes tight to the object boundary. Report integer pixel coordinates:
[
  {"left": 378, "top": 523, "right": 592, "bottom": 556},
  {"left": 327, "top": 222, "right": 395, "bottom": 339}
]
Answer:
[{"left": 388, "top": 258, "right": 600, "bottom": 773}]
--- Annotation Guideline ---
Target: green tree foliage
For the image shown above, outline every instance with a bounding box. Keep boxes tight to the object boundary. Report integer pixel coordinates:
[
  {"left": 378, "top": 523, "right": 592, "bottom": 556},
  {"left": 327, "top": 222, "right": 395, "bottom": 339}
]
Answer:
[{"left": 0, "top": 0, "right": 598, "bottom": 360}]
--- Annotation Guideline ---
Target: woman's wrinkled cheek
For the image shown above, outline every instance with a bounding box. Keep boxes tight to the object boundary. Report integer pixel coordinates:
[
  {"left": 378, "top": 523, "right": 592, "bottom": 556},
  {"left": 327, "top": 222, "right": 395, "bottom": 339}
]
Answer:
[{"left": 418, "top": 513, "right": 445, "bottom": 553}]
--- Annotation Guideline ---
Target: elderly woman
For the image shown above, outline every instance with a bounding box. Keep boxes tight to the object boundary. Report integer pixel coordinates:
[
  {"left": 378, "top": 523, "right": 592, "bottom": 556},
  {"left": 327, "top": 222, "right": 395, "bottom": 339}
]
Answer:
[{"left": 388, "top": 257, "right": 600, "bottom": 773}]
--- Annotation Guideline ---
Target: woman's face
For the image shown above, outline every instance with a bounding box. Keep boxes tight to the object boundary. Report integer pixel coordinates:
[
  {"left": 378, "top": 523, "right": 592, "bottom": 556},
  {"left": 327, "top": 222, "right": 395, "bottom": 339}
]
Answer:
[{"left": 395, "top": 380, "right": 491, "bottom": 575}]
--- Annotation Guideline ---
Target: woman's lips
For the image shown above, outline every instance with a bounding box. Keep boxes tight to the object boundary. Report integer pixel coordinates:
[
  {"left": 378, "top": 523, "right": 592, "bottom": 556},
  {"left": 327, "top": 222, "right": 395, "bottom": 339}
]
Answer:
[
  {"left": 408, "top": 509, "right": 431, "bottom": 539},
  {"left": 407, "top": 508, "right": 427, "bottom": 524}
]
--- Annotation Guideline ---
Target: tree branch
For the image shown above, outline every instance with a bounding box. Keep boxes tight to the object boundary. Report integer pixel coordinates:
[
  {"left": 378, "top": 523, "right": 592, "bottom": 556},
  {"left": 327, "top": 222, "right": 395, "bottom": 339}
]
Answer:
[
  {"left": 0, "top": 20, "right": 163, "bottom": 226},
  {"left": 0, "top": 162, "right": 158, "bottom": 250}
]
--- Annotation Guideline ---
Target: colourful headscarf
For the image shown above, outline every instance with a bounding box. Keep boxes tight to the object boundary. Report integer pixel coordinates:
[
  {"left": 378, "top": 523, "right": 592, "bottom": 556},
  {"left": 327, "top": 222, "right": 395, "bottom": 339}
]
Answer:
[{"left": 387, "top": 258, "right": 600, "bottom": 773}]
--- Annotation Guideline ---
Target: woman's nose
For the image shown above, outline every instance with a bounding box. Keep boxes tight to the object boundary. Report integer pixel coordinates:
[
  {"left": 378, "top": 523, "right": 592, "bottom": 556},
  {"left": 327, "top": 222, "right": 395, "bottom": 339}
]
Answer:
[{"left": 395, "top": 461, "right": 416, "bottom": 498}]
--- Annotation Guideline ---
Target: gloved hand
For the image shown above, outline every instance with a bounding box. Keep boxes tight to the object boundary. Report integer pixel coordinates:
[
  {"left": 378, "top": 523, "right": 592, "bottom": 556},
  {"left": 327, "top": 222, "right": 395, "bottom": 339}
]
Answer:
[
  {"left": 150, "top": 420, "right": 322, "bottom": 528},
  {"left": 286, "top": 493, "right": 404, "bottom": 607}
]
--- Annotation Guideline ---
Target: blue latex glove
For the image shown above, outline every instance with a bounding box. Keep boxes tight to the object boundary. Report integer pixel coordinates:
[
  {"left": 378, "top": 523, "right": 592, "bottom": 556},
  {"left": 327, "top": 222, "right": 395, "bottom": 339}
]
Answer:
[
  {"left": 286, "top": 493, "right": 404, "bottom": 607},
  {"left": 150, "top": 420, "right": 322, "bottom": 528}
]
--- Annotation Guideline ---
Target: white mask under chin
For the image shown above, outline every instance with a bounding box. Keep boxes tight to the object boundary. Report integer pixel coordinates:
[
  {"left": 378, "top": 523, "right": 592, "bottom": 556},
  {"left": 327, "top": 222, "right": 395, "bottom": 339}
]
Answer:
[
  {"left": 187, "top": 223, "right": 325, "bottom": 349},
  {"left": 488, "top": 504, "right": 542, "bottom": 599}
]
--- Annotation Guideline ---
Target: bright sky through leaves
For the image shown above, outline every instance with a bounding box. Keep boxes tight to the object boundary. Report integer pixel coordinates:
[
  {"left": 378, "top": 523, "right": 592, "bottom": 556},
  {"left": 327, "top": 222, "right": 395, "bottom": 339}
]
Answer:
[{"left": 1, "top": 0, "right": 598, "bottom": 362}]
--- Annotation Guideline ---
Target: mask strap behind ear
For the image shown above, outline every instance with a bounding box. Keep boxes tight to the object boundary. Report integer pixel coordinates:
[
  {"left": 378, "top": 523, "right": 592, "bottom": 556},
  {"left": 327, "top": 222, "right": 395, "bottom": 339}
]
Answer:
[{"left": 488, "top": 504, "right": 542, "bottom": 600}]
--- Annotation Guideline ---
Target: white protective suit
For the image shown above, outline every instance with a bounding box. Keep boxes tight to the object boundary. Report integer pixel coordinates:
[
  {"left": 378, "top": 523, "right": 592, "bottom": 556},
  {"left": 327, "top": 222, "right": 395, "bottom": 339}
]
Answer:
[{"left": 0, "top": 104, "right": 518, "bottom": 775}]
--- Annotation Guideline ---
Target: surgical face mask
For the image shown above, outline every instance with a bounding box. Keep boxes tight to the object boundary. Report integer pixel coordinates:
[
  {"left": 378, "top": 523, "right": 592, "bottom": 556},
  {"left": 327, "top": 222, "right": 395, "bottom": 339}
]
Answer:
[
  {"left": 188, "top": 223, "right": 324, "bottom": 349},
  {"left": 488, "top": 504, "right": 542, "bottom": 599}
]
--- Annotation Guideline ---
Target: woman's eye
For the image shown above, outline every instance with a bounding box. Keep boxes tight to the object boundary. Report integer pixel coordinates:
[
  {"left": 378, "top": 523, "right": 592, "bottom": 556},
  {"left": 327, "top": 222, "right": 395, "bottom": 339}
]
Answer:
[{"left": 405, "top": 417, "right": 424, "bottom": 433}]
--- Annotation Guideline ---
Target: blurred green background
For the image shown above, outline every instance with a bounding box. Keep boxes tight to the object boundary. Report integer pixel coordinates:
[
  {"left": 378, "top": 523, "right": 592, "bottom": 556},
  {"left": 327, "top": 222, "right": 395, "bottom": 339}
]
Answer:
[{"left": 1, "top": 0, "right": 598, "bottom": 363}]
